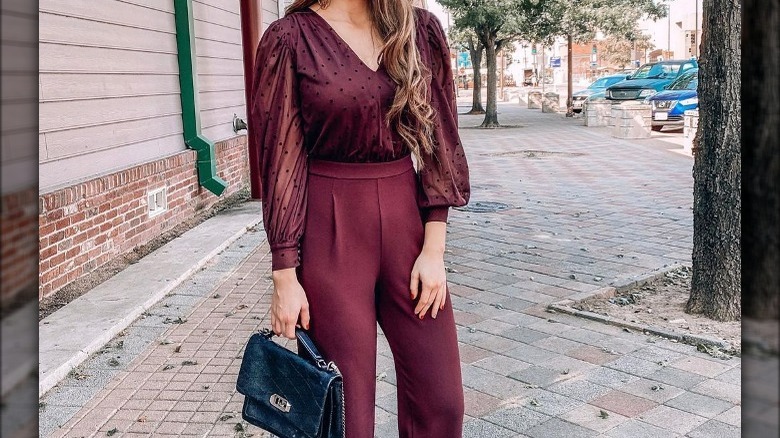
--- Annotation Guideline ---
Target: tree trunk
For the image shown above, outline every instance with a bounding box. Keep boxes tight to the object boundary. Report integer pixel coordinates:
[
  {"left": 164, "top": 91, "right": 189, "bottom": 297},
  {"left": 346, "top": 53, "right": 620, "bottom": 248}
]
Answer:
[
  {"left": 742, "top": 0, "right": 779, "bottom": 319},
  {"left": 481, "top": 33, "right": 499, "bottom": 127},
  {"left": 468, "top": 41, "right": 485, "bottom": 114},
  {"left": 686, "top": 0, "right": 741, "bottom": 321}
]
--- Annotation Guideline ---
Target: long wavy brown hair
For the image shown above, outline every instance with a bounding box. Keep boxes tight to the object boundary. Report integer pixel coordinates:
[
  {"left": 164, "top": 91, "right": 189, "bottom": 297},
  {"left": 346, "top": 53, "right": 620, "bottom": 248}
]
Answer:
[{"left": 284, "top": 0, "right": 437, "bottom": 169}]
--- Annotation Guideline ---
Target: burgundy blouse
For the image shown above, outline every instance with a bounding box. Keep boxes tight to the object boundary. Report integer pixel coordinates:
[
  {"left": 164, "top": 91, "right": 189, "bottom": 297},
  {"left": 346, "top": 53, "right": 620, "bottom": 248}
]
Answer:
[{"left": 250, "top": 6, "right": 470, "bottom": 271}]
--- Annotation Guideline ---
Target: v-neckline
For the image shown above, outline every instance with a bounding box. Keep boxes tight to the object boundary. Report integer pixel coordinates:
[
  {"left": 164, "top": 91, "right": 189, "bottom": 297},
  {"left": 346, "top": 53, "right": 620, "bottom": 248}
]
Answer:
[{"left": 306, "top": 6, "right": 384, "bottom": 74}]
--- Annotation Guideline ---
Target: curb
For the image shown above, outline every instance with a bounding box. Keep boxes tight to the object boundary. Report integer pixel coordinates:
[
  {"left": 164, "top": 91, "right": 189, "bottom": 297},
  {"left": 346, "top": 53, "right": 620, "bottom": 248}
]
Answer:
[
  {"left": 609, "top": 263, "right": 684, "bottom": 293},
  {"left": 547, "top": 263, "right": 732, "bottom": 350},
  {"left": 38, "top": 202, "right": 263, "bottom": 397}
]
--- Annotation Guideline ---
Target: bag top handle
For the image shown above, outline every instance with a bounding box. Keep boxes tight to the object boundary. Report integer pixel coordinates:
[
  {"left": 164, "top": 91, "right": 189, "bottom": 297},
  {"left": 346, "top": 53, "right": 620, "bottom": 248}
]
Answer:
[
  {"left": 258, "top": 327, "right": 339, "bottom": 373},
  {"left": 294, "top": 327, "right": 325, "bottom": 364}
]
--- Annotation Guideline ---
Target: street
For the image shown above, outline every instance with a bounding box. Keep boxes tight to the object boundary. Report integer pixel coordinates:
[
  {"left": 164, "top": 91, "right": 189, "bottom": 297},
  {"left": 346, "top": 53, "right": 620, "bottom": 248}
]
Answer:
[{"left": 38, "top": 98, "right": 750, "bottom": 438}]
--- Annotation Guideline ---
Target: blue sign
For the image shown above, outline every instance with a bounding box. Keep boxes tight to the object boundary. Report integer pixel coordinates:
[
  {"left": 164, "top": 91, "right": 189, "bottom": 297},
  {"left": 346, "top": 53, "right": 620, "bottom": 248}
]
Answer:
[
  {"left": 550, "top": 56, "right": 561, "bottom": 68},
  {"left": 457, "top": 52, "right": 472, "bottom": 68}
]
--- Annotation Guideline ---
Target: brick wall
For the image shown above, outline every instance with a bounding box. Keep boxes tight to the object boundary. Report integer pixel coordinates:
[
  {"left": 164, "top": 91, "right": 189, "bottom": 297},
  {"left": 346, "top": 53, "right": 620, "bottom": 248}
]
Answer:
[
  {"left": 1, "top": 186, "right": 39, "bottom": 309},
  {"left": 38, "top": 135, "right": 250, "bottom": 299}
]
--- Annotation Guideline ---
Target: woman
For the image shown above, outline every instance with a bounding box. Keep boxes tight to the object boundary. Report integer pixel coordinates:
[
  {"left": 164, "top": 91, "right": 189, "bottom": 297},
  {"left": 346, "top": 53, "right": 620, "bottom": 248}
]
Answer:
[{"left": 250, "top": 0, "right": 470, "bottom": 436}]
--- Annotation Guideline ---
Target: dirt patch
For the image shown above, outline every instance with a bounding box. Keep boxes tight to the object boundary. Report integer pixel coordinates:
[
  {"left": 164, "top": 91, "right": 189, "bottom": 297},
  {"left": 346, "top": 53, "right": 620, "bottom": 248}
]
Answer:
[
  {"left": 38, "top": 188, "right": 251, "bottom": 321},
  {"left": 571, "top": 266, "right": 742, "bottom": 353}
]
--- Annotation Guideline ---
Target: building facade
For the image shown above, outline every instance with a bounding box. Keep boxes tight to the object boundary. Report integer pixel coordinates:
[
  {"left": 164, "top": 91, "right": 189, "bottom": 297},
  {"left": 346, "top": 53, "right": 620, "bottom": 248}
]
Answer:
[
  {"left": 640, "top": 0, "right": 703, "bottom": 61},
  {"left": 36, "top": 0, "right": 274, "bottom": 299},
  {"left": 31, "top": 0, "right": 429, "bottom": 301}
]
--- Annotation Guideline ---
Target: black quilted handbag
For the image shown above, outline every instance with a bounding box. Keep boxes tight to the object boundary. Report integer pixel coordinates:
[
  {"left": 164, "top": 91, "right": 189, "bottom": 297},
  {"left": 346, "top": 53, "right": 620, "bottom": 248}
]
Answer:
[{"left": 236, "top": 327, "right": 345, "bottom": 438}]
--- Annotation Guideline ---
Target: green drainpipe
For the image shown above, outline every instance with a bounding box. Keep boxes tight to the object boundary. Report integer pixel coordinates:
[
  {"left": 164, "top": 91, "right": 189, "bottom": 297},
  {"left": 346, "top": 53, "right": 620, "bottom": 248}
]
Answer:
[{"left": 173, "top": 0, "right": 228, "bottom": 196}]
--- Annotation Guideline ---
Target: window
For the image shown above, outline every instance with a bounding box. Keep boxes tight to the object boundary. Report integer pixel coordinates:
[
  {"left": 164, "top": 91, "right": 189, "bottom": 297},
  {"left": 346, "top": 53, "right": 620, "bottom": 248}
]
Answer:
[{"left": 668, "top": 70, "right": 699, "bottom": 90}]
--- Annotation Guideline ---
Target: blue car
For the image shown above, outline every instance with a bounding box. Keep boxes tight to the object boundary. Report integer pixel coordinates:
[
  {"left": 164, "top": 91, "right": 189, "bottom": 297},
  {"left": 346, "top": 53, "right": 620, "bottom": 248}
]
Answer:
[
  {"left": 646, "top": 68, "right": 699, "bottom": 131},
  {"left": 571, "top": 74, "right": 630, "bottom": 113},
  {"left": 606, "top": 59, "right": 698, "bottom": 102}
]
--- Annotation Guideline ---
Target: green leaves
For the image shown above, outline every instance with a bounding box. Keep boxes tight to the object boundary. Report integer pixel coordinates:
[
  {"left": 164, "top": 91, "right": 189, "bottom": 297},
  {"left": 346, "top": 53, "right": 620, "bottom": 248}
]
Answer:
[
  {"left": 439, "top": 0, "right": 534, "bottom": 47},
  {"left": 441, "top": 0, "right": 668, "bottom": 47}
]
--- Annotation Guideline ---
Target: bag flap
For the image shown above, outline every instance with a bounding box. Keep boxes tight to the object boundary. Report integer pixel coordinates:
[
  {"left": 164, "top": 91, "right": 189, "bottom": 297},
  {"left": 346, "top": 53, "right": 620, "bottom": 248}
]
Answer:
[{"left": 236, "top": 333, "right": 340, "bottom": 437}]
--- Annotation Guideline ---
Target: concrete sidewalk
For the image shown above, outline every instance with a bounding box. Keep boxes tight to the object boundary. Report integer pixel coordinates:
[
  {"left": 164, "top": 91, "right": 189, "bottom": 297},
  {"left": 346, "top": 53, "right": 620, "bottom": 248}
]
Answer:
[
  {"left": 39, "top": 202, "right": 263, "bottom": 397},
  {"left": 40, "top": 100, "right": 749, "bottom": 437}
]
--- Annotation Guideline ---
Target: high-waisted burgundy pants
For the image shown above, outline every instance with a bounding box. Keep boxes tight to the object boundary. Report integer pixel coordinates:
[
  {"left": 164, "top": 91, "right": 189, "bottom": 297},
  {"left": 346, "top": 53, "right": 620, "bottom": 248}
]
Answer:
[{"left": 295, "top": 154, "right": 464, "bottom": 438}]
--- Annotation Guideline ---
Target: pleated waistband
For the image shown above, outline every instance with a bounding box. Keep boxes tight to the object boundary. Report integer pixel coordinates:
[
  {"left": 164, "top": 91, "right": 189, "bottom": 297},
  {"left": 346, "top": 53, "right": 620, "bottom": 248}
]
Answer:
[{"left": 307, "top": 154, "right": 414, "bottom": 179}]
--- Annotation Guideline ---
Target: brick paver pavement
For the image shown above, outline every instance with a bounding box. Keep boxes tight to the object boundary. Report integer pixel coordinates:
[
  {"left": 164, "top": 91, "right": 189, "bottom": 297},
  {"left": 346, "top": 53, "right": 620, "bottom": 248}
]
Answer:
[{"left": 41, "top": 98, "right": 745, "bottom": 437}]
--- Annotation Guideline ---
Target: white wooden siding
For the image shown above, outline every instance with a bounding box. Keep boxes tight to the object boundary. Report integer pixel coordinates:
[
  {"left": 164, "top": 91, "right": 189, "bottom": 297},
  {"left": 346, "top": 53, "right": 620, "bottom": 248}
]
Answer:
[
  {"left": 38, "top": 0, "right": 181, "bottom": 193},
  {"left": 193, "top": 0, "right": 247, "bottom": 141},
  {"left": 39, "top": 0, "right": 251, "bottom": 193},
  {"left": 262, "top": 0, "right": 281, "bottom": 31}
]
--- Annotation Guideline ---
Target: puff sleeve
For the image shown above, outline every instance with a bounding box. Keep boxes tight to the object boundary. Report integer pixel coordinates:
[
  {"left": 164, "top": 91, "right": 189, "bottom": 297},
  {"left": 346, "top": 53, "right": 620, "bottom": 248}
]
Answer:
[
  {"left": 250, "top": 22, "right": 308, "bottom": 271},
  {"left": 417, "top": 12, "right": 471, "bottom": 223}
]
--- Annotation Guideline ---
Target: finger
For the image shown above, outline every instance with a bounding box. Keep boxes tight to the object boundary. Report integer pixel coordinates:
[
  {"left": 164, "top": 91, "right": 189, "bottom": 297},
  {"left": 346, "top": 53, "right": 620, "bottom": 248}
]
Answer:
[
  {"left": 283, "top": 320, "right": 296, "bottom": 339},
  {"left": 431, "top": 287, "right": 444, "bottom": 319},
  {"left": 279, "top": 315, "right": 289, "bottom": 339},
  {"left": 415, "top": 282, "right": 438, "bottom": 317},
  {"left": 414, "top": 283, "right": 433, "bottom": 314},
  {"left": 271, "top": 313, "right": 281, "bottom": 336},
  {"left": 427, "top": 283, "right": 444, "bottom": 318},
  {"left": 300, "top": 303, "right": 311, "bottom": 331},
  {"left": 440, "top": 283, "right": 447, "bottom": 310},
  {"left": 410, "top": 270, "right": 420, "bottom": 300},
  {"left": 418, "top": 297, "right": 433, "bottom": 320}
]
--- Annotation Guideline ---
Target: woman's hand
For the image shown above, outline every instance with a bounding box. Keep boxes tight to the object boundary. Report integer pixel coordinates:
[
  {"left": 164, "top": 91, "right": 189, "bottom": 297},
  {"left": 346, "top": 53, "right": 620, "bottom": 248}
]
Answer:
[
  {"left": 410, "top": 221, "right": 448, "bottom": 319},
  {"left": 271, "top": 268, "right": 310, "bottom": 339}
]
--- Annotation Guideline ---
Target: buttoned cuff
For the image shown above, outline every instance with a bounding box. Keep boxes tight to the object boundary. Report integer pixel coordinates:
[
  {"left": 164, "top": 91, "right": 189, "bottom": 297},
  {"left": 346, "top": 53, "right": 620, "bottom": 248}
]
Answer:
[
  {"left": 422, "top": 206, "right": 449, "bottom": 223},
  {"left": 271, "top": 245, "right": 300, "bottom": 271}
]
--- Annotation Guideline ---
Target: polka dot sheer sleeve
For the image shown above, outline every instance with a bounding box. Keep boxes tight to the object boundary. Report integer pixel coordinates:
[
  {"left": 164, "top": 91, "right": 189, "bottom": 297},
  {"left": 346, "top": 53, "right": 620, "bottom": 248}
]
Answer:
[
  {"left": 417, "top": 12, "right": 471, "bottom": 224},
  {"left": 250, "top": 22, "right": 307, "bottom": 271}
]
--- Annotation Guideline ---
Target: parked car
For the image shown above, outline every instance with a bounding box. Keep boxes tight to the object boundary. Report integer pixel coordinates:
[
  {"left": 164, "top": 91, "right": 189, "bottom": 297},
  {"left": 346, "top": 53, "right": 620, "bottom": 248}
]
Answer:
[
  {"left": 605, "top": 59, "right": 699, "bottom": 102},
  {"left": 582, "top": 90, "right": 607, "bottom": 105},
  {"left": 646, "top": 68, "right": 699, "bottom": 131},
  {"left": 571, "top": 74, "right": 630, "bottom": 112}
]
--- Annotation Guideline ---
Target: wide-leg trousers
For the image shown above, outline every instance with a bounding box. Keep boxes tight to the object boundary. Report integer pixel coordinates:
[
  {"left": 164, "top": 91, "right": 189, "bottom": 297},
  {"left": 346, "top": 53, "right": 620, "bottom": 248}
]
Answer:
[{"left": 295, "top": 154, "right": 464, "bottom": 438}]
